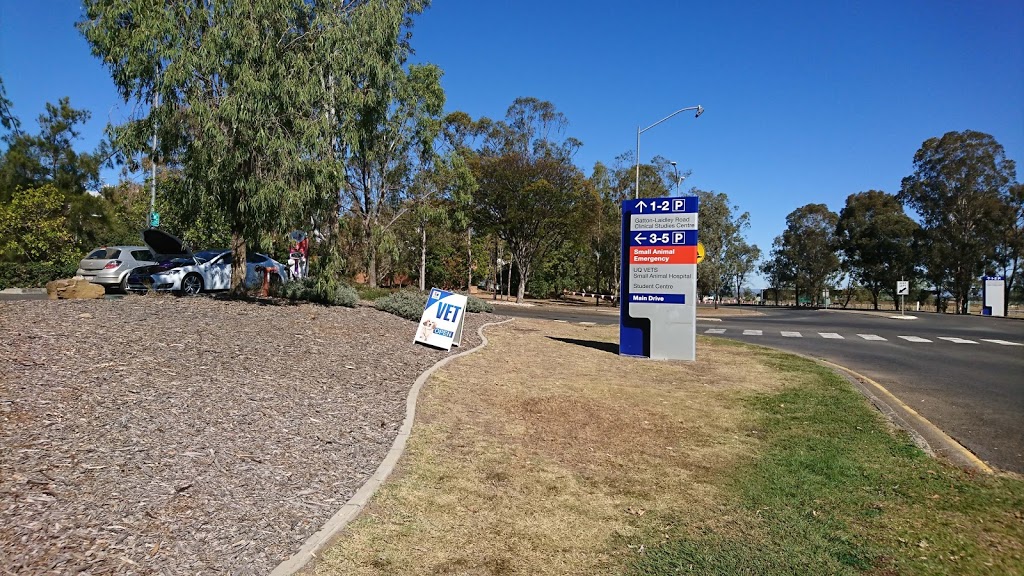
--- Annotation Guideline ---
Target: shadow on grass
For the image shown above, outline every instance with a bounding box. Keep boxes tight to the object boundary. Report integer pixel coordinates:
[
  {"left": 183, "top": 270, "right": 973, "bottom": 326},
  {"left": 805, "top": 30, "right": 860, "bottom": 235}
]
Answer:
[{"left": 546, "top": 336, "right": 619, "bottom": 355}]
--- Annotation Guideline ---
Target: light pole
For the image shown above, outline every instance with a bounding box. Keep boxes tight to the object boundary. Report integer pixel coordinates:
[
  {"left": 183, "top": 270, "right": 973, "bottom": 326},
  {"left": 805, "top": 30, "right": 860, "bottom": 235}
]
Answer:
[
  {"left": 635, "top": 104, "right": 703, "bottom": 199},
  {"left": 670, "top": 161, "right": 679, "bottom": 195}
]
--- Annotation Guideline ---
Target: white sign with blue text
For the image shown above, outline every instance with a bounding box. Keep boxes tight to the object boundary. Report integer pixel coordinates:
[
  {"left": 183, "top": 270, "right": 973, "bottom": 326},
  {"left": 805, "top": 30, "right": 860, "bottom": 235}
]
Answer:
[{"left": 414, "top": 288, "right": 468, "bottom": 351}]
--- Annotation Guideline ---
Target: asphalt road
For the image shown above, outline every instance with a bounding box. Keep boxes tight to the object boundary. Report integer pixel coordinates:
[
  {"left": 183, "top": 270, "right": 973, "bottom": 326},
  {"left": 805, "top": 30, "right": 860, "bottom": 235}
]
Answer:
[{"left": 493, "top": 303, "right": 1024, "bottom": 474}]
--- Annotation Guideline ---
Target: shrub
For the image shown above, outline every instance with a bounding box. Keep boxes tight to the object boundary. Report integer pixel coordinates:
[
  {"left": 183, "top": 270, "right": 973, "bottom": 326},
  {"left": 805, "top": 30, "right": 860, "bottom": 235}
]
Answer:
[
  {"left": 276, "top": 277, "right": 358, "bottom": 307},
  {"left": 465, "top": 294, "right": 494, "bottom": 313},
  {"left": 375, "top": 290, "right": 428, "bottom": 321},
  {"left": 354, "top": 284, "right": 393, "bottom": 301},
  {"left": 0, "top": 261, "right": 79, "bottom": 290}
]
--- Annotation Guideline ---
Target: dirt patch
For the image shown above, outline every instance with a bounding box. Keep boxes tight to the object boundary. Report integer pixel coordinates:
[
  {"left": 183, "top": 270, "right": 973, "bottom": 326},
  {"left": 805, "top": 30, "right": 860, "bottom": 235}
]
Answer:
[
  {"left": 309, "top": 319, "right": 792, "bottom": 575},
  {"left": 0, "top": 296, "right": 501, "bottom": 575}
]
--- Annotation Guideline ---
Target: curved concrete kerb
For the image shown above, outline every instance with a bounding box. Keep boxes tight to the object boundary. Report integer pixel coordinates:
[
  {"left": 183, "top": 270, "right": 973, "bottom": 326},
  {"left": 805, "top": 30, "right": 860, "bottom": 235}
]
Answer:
[{"left": 270, "top": 317, "right": 516, "bottom": 576}]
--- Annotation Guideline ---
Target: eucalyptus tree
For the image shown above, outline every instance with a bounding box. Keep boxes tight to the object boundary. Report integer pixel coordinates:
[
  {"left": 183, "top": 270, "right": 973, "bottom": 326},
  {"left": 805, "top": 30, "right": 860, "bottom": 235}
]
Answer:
[
  {"left": 470, "top": 97, "right": 590, "bottom": 302},
  {"left": 0, "top": 76, "right": 18, "bottom": 134},
  {"left": 899, "top": 130, "right": 1016, "bottom": 313},
  {"left": 779, "top": 203, "right": 841, "bottom": 306},
  {"left": 730, "top": 240, "right": 761, "bottom": 303},
  {"left": 79, "top": 0, "right": 430, "bottom": 291},
  {"left": 342, "top": 63, "right": 444, "bottom": 287},
  {"left": 835, "top": 190, "right": 920, "bottom": 309},
  {"left": 694, "top": 189, "right": 748, "bottom": 307}
]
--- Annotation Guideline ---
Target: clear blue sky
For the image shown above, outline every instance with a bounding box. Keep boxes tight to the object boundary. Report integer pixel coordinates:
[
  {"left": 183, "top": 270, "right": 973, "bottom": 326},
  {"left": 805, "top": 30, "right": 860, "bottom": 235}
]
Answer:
[{"left": 2, "top": 0, "right": 1022, "bottom": 286}]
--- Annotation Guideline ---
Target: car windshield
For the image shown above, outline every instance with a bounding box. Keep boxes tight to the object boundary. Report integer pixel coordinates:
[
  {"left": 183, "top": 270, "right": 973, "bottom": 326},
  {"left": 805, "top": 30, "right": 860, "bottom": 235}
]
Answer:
[{"left": 194, "top": 250, "right": 226, "bottom": 264}]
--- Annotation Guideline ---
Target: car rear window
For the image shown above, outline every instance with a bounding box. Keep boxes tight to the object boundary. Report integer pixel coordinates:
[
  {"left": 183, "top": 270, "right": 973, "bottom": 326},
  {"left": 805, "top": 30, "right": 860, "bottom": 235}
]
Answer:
[
  {"left": 86, "top": 248, "right": 121, "bottom": 259},
  {"left": 131, "top": 250, "right": 154, "bottom": 261}
]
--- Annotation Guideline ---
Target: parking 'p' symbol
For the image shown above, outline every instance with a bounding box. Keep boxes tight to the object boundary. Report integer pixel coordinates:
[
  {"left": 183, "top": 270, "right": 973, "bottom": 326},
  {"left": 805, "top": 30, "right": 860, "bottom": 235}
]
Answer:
[{"left": 672, "top": 199, "right": 685, "bottom": 212}]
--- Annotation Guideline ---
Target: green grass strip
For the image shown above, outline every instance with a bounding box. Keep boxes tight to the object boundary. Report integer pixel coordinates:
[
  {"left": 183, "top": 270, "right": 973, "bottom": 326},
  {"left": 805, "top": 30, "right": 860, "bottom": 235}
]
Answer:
[{"left": 626, "top": 347, "right": 1024, "bottom": 575}]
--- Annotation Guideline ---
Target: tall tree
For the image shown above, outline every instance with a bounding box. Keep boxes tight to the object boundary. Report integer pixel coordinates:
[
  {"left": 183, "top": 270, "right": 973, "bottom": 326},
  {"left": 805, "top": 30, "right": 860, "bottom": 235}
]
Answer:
[
  {"left": 0, "top": 76, "right": 20, "bottom": 135},
  {"left": 992, "top": 182, "right": 1023, "bottom": 312},
  {"left": 470, "top": 98, "right": 589, "bottom": 302},
  {"left": 79, "top": 0, "right": 430, "bottom": 292},
  {"left": 780, "top": 203, "right": 840, "bottom": 306},
  {"left": 898, "top": 130, "right": 1016, "bottom": 314},
  {"left": 730, "top": 240, "right": 761, "bottom": 303},
  {"left": 694, "top": 190, "right": 749, "bottom": 307},
  {"left": 835, "top": 190, "right": 920, "bottom": 309}
]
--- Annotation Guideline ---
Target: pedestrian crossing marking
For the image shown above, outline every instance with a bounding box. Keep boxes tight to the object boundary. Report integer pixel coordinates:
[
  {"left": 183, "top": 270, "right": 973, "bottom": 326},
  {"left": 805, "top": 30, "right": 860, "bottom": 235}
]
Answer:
[
  {"left": 742, "top": 329, "right": 762, "bottom": 336},
  {"left": 858, "top": 334, "right": 887, "bottom": 341},
  {"left": 898, "top": 336, "right": 932, "bottom": 343},
  {"left": 981, "top": 339, "right": 1023, "bottom": 346},
  {"left": 781, "top": 331, "right": 802, "bottom": 337},
  {"left": 938, "top": 337, "right": 977, "bottom": 344},
  {"left": 819, "top": 332, "right": 844, "bottom": 339},
  {"left": 704, "top": 328, "right": 726, "bottom": 334}
]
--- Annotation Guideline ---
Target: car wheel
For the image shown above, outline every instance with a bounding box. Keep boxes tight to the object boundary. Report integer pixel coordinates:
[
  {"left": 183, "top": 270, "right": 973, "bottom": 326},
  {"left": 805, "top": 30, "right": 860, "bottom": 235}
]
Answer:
[
  {"left": 119, "top": 274, "right": 130, "bottom": 293},
  {"left": 181, "top": 273, "right": 204, "bottom": 296}
]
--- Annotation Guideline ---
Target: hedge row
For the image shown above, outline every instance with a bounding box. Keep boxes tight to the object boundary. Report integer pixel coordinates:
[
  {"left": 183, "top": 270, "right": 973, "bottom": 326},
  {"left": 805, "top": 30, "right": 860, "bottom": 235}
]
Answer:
[
  {"left": 375, "top": 290, "right": 493, "bottom": 321},
  {"left": 0, "top": 262, "right": 78, "bottom": 290},
  {"left": 275, "top": 277, "right": 359, "bottom": 307}
]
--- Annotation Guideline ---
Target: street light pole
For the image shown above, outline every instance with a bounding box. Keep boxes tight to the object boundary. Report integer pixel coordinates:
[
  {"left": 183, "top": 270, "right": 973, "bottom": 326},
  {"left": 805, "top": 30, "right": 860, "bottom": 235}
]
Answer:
[
  {"left": 635, "top": 104, "right": 703, "bottom": 199},
  {"left": 670, "top": 161, "right": 679, "bottom": 195}
]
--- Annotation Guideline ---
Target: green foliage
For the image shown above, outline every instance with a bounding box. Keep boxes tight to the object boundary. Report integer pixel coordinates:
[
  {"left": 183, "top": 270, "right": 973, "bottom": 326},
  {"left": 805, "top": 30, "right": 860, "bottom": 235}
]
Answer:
[
  {"left": 354, "top": 284, "right": 394, "bottom": 301},
  {"left": 277, "top": 277, "right": 358, "bottom": 307},
  {"left": 836, "top": 190, "right": 920, "bottom": 309},
  {"left": 464, "top": 294, "right": 493, "bottom": 313},
  {"left": 899, "top": 130, "right": 1017, "bottom": 314},
  {"left": 0, "top": 184, "right": 76, "bottom": 264},
  {"left": 694, "top": 190, "right": 753, "bottom": 302},
  {"left": 375, "top": 289, "right": 428, "bottom": 321},
  {"left": 767, "top": 203, "right": 841, "bottom": 306},
  {"left": 470, "top": 98, "right": 591, "bottom": 302},
  {"left": 0, "top": 261, "right": 78, "bottom": 289}
]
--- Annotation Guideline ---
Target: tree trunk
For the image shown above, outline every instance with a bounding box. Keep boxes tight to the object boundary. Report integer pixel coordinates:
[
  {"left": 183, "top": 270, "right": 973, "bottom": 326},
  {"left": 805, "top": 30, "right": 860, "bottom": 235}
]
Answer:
[
  {"left": 517, "top": 262, "right": 529, "bottom": 303},
  {"left": 871, "top": 288, "right": 880, "bottom": 310},
  {"left": 230, "top": 228, "right": 247, "bottom": 294},
  {"left": 419, "top": 222, "right": 426, "bottom": 291},
  {"left": 505, "top": 262, "right": 512, "bottom": 301},
  {"left": 466, "top": 227, "right": 473, "bottom": 291},
  {"left": 365, "top": 224, "right": 377, "bottom": 288},
  {"left": 492, "top": 237, "right": 498, "bottom": 300}
]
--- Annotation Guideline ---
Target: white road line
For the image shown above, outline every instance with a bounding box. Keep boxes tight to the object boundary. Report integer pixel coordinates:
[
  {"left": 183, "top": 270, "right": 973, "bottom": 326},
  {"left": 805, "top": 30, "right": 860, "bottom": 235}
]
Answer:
[
  {"left": 819, "top": 332, "right": 844, "bottom": 339},
  {"left": 704, "top": 328, "right": 726, "bottom": 334},
  {"left": 981, "top": 339, "right": 1023, "bottom": 346},
  {"left": 579, "top": 321, "right": 597, "bottom": 326},
  {"left": 742, "top": 329, "right": 762, "bottom": 336},
  {"left": 898, "top": 336, "right": 932, "bottom": 343},
  {"left": 938, "top": 337, "right": 977, "bottom": 344},
  {"left": 858, "top": 334, "right": 887, "bottom": 341},
  {"left": 780, "top": 331, "right": 802, "bottom": 337}
]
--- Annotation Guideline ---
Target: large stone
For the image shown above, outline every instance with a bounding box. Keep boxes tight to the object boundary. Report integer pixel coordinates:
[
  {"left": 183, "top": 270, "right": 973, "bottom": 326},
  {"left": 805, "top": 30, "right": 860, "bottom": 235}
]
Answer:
[{"left": 46, "top": 278, "right": 106, "bottom": 300}]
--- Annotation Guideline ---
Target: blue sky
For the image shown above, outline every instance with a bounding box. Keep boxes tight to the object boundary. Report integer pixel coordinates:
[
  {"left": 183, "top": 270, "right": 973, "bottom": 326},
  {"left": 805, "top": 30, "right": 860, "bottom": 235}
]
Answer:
[{"left": 2, "top": 0, "right": 1022, "bottom": 284}]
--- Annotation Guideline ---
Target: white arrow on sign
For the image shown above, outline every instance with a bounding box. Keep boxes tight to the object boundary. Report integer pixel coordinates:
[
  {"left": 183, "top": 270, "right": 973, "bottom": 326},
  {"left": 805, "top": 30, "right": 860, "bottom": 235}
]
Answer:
[
  {"left": 896, "top": 281, "right": 909, "bottom": 296},
  {"left": 636, "top": 200, "right": 648, "bottom": 213},
  {"left": 634, "top": 233, "right": 647, "bottom": 243}
]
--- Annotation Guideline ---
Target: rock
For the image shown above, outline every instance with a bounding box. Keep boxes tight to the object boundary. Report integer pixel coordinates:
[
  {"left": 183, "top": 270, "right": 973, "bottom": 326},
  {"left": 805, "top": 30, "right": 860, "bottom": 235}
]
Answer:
[
  {"left": 45, "top": 278, "right": 106, "bottom": 300},
  {"left": 79, "top": 313, "right": 93, "bottom": 319}
]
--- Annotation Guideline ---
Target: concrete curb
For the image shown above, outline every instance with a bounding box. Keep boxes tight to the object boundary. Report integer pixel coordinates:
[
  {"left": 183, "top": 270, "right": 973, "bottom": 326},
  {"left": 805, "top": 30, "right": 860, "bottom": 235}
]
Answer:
[
  {"left": 269, "top": 317, "right": 517, "bottom": 576},
  {"left": 0, "top": 287, "right": 47, "bottom": 294}
]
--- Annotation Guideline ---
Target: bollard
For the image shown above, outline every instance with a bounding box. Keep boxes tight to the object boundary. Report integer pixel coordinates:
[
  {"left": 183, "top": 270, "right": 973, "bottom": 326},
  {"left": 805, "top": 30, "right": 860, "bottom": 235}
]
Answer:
[{"left": 260, "top": 265, "right": 278, "bottom": 297}]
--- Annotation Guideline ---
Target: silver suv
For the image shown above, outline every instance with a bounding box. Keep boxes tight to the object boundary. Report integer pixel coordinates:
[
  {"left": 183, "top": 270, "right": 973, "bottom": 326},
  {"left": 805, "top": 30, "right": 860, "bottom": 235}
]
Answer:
[{"left": 76, "top": 246, "right": 157, "bottom": 291}]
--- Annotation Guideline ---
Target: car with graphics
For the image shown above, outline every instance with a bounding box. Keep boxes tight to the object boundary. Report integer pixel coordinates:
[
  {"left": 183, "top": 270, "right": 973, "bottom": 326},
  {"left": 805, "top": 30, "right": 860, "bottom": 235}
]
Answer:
[
  {"left": 126, "top": 229, "right": 288, "bottom": 295},
  {"left": 76, "top": 246, "right": 157, "bottom": 291}
]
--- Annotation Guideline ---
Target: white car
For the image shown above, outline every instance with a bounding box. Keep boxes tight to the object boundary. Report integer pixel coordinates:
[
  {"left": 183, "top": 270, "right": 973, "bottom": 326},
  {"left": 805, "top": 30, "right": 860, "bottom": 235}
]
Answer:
[{"left": 126, "top": 230, "right": 288, "bottom": 295}]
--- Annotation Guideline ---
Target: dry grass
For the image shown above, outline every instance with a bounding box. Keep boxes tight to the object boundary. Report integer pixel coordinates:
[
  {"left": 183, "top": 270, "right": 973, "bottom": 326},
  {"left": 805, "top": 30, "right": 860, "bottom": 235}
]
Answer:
[{"left": 308, "top": 319, "right": 794, "bottom": 575}]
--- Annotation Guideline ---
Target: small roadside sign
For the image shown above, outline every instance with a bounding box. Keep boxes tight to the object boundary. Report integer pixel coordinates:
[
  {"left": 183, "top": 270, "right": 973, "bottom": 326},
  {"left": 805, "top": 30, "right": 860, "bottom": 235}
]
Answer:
[
  {"left": 696, "top": 241, "right": 705, "bottom": 264},
  {"left": 896, "top": 281, "right": 909, "bottom": 296},
  {"left": 414, "top": 288, "right": 467, "bottom": 351}
]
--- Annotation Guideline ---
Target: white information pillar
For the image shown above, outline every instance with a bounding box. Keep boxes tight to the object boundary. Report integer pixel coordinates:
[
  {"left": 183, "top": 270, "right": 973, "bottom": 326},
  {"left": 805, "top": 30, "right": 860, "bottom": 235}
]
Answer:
[
  {"left": 619, "top": 196, "right": 699, "bottom": 361},
  {"left": 983, "top": 276, "right": 1006, "bottom": 317}
]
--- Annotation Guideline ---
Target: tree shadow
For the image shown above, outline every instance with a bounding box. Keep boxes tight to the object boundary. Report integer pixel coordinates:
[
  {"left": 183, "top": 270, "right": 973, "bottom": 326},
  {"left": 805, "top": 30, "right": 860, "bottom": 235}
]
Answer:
[{"left": 546, "top": 336, "right": 619, "bottom": 355}]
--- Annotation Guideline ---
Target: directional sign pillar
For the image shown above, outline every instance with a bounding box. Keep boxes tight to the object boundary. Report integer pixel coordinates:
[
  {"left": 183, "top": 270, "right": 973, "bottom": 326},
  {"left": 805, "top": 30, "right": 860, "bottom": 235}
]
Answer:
[{"left": 619, "top": 196, "right": 698, "bottom": 361}]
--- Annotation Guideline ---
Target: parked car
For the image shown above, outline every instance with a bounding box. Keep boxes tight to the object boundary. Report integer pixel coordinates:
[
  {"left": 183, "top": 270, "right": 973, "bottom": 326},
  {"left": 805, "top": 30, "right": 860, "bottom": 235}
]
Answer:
[
  {"left": 126, "top": 229, "right": 288, "bottom": 295},
  {"left": 76, "top": 246, "right": 157, "bottom": 291}
]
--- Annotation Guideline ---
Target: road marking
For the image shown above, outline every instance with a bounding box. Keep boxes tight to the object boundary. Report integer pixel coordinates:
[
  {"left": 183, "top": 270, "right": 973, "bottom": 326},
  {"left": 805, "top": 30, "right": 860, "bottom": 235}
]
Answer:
[
  {"left": 819, "top": 332, "right": 844, "bottom": 339},
  {"left": 981, "top": 339, "right": 1023, "bottom": 346},
  {"left": 858, "top": 334, "right": 887, "bottom": 341},
  {"left": 742, "top": 329, "right": 762, "bottom": 336},
  {"left": 553, "top": 319, "right": 568, "bottom": 323},
  {"left": 898, "top": 336, "right": 932, "bottom": 343},
  {"left": 781, "top": 331, "right": 802, "bottom": 337},
  {"left": 579, "top": 321, "right": 597, "bottom": 326},
  {"left": 704, "top": 328, "right": 726, "bottom": 334},
  {"left": 938, "top": 337, "right": 977, "bottom": 344}
]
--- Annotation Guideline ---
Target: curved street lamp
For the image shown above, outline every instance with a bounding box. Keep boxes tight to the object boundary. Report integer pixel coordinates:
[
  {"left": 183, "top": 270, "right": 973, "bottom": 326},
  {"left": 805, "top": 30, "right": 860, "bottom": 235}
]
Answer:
[{"left": 635, "top": 104, "right": 703, "bottom": 199}]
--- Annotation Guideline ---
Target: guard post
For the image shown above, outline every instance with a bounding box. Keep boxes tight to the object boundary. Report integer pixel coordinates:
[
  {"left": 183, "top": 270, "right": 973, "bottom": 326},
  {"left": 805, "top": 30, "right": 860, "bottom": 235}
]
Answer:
[{"left": 619, "top": 196, "right": 699, "bottom": 361}]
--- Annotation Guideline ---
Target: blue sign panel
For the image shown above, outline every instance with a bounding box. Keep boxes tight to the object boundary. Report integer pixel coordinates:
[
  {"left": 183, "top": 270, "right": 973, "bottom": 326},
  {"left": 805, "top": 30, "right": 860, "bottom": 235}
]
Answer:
[
  {"left": 629, "top": 293, "right": 686, "bottom": 304},
  {"left": 628, "top": 229, "right": 698, "bottom": 246},
  {"left": 622, "top": 197, "right": 698, "bottom": 214}
]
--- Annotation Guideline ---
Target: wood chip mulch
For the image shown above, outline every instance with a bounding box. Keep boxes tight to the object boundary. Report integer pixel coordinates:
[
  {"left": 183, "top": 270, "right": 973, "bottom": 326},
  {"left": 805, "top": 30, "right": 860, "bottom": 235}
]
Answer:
[{"left": 0, "top": 295, "right": 500, "bottom": 575}]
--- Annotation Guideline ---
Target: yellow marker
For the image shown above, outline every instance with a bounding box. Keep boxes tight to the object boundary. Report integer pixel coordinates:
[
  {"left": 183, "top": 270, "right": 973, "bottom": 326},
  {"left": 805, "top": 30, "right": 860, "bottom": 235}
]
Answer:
[{"left": 696, "top": 241, "right": 705, "bottom": 264}]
